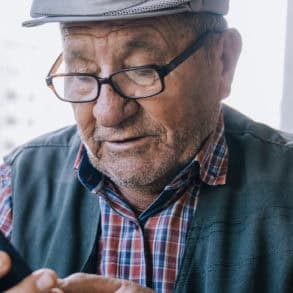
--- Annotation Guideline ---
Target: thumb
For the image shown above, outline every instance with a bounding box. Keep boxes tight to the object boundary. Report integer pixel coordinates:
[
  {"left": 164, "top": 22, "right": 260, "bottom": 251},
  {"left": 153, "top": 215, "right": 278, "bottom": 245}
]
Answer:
[
  {"left": 5, "top": 269, "right": 59, "bottom": 293},
  {"left": 0, "top": 251, "right": 12, "bottom": 277}
]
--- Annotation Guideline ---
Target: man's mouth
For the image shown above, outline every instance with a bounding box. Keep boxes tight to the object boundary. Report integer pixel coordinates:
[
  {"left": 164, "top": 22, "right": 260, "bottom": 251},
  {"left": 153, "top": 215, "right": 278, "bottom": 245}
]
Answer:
[
  {"left": 110, "top": 136, "right": 146, "bottom": 143},
  {"left": 103, "top": 135, "right": 155, "bottom": 152}
]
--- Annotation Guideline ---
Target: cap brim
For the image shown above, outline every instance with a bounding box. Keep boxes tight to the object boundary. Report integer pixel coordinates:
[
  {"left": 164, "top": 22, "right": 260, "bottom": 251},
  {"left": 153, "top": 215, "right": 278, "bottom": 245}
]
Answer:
[{"left": 22, "top": 7, "right": 190, "bottom": 27}]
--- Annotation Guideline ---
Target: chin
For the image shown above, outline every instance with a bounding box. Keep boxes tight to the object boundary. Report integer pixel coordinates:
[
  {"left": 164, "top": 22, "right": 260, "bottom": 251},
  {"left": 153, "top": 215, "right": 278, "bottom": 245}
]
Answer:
[
  {"left": 95, "top": 153, "right": 181, "bottom": 192},
  {"left": 100, "top": 157, "right": 153, "bottom": 184}
]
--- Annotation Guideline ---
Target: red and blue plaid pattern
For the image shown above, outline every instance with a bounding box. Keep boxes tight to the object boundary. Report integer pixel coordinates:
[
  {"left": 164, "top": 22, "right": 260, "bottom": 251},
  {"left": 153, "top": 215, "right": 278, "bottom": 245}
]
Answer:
[
  {"left": 96, "top": 162, "right": 200, "bottom": 292},
  {"left": 0, "top": 164, "right": 12, "bottom": 239},
  {"left": 0, "top": 112, "right": 228, "bottom": 293}
]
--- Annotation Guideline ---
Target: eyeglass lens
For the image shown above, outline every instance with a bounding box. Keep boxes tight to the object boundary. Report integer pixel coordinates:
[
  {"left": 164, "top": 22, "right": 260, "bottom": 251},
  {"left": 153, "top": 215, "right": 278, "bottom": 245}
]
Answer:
[{"left": 52, "top": 67, "right": 163, "bottom": 101}]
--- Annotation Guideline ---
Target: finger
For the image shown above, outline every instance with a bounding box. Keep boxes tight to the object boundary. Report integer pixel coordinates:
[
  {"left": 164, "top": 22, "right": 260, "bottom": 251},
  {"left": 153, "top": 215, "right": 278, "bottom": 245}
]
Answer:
[
  {"left": 0, "top": 251, "right": 12, "bottom": 277},
  {"left": 115, "top": 281, "right": 155, "bottom": 293},
  {"left": 58, "top": 273, "right": 122, "bottom": 292},
  {"left": 50, "top": 289, "right": 64, "bottom": 293},
  {"left": 58, "top": 274, "right": 154, "bottom": 293},
  {"left": 4, "top": 269, "right": 58, "bottom": 293}
]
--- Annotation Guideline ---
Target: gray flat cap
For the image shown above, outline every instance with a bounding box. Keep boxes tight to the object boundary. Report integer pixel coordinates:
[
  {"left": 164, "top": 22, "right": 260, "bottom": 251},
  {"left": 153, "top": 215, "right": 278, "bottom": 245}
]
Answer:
[{"left": 23, "top": 0, "right": 229, "bottom": 27}]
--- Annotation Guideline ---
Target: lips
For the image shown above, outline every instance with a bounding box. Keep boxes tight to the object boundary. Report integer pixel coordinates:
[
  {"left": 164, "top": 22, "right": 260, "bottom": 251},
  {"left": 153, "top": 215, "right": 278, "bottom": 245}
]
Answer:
[
  {"left": 109, "top": 136, "right": 146, "bottom": 143},
  {"left": 103, "top": 135, "right": 155, "bottom": 152}
]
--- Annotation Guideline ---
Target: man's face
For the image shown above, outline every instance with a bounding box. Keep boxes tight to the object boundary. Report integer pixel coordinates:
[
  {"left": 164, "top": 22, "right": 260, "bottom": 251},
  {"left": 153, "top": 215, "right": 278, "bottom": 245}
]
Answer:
[{"left": 62, "top": 17, "right": 224, "bottom": 193}]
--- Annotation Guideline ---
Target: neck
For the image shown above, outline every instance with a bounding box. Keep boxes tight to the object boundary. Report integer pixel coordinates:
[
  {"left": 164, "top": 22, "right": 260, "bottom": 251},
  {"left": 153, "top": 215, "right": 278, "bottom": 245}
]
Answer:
[
  {"left": 118, "top": 185, "right": 160, "bottom": 213},
  {"left": 114, "top": 160, "right": 194, "bottom": 212}
]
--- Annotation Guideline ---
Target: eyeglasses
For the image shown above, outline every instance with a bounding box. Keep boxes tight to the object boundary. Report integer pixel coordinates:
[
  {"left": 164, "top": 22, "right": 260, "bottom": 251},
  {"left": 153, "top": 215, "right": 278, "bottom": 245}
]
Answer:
[{"left": 46, "top": 32, "right": 210, "bottom": 103}]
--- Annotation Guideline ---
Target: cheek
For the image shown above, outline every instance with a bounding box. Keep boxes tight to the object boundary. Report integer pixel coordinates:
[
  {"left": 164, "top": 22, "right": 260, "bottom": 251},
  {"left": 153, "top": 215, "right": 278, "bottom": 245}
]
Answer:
[
  {"left": 140, "top": 69, "right": 218, "bottom": 146},
  {"left": 73, "top": 103, "right": 96, "bottom": 138},
  {"left": 153, "top": 77, "right": 199, "bottom": 127},
  {"left": 139, "top": 92, "right": 196, "bottom": 146}
]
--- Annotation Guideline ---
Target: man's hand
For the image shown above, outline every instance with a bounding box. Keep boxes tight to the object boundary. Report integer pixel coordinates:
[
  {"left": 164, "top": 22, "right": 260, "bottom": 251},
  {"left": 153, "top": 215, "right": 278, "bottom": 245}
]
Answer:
[
  {"left": 0, "top": 251, "right": 61, "bottom": 292},
  {"left": 58, "top": 273, "right": 155, "bottom": 293}
]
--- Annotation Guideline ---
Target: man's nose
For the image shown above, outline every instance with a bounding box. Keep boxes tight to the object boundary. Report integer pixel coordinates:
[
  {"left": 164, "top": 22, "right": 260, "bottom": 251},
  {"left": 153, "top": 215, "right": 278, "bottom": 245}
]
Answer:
[{"left": 92, "top": 83, "right": 139, "bottom": 127}]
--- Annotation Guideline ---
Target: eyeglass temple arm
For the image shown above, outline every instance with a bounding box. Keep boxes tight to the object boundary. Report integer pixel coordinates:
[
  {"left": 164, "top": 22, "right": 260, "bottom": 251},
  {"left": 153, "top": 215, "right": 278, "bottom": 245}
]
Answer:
[
  {"left": 47, "top": 32, "right": 209, "bottom": 79},
  {"left": 161, "top": 32, "right": 210, "bottom": 76},
  {"left": 46, "top": 53, "right": 63, "bottom": 78}
]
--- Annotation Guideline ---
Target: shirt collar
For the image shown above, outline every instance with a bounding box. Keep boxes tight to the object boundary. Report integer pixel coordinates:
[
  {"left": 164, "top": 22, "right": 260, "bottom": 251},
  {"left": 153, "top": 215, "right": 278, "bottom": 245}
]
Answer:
[
  {"left": 74, "top": 144, "right": 104, "bottom": 192},
  {"left": 74, "top": 110, "right": 228, "bottom": 193},
  {"left": 196, "top": 111, "right": 228, "bottom": 185}
]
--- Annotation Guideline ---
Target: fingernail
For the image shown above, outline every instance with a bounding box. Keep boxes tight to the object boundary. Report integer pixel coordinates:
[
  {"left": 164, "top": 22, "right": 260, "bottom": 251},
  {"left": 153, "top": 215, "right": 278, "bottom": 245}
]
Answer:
[{"left": 36, "top": 271, "right": 55, "bottom": 290}]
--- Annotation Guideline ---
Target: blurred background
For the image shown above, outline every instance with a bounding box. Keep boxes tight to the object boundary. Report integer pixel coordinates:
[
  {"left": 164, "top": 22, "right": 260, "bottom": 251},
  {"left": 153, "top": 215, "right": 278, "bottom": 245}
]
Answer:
[{"left": 0, "top": 1, "right": 292, "bottom": 162}]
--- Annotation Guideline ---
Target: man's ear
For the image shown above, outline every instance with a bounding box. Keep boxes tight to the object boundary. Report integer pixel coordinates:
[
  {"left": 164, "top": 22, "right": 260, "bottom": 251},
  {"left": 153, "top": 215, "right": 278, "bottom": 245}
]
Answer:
[{"left": 218, "top": 29, "right": 242, "bottom": 99}]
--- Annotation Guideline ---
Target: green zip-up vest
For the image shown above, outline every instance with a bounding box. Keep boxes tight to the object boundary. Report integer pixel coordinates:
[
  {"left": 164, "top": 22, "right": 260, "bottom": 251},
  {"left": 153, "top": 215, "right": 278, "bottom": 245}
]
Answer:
[{"left": 5, "top": 106, "right": 293, "bottom": 292}]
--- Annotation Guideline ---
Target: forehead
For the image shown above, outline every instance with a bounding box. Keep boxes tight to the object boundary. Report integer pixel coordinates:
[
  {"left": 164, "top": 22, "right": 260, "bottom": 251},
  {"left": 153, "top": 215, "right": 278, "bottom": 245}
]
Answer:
[{"left": 61, "top": 17, "right": 183, "bottom": 52}]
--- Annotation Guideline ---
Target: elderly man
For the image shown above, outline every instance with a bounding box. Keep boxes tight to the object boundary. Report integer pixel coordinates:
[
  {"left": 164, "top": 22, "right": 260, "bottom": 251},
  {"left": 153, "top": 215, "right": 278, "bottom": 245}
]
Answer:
[{"left": 0, "top": 0, "right": 293, "bottom": 292}]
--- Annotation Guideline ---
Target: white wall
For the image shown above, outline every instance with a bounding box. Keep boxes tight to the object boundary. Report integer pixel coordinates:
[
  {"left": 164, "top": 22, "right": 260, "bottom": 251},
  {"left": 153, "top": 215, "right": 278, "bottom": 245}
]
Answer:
[
  {"left": 226, "top": 1, "right": 287, "bottom": 128},
  {"left": 281, "top": 0, "right": 293, "bottom": 132}
]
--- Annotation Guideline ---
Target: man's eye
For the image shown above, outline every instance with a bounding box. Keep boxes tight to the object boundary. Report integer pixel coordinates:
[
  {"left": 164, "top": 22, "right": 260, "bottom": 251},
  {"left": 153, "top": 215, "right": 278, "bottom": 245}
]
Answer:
[
  {"left": 65, "top": 76, "right": 96, "bottom": 94},
  {"left": 76, "top": 76, "right": 94, "bottom": 83},
  {"left": 134, "top": 69, "right": 156, "bottom": 77},
  {"left": 119, "top": 68, "right": 159, "bottom": 87},
  {"left": 126, "top": 68, "right": 158, "bottom": 80}
]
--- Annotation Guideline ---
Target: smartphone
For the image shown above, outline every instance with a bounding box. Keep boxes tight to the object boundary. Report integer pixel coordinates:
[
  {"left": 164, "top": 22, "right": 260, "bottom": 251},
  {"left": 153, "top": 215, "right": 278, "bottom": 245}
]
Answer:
[{"left": 0, "top": 230, "right": 32, "bottom": 291}]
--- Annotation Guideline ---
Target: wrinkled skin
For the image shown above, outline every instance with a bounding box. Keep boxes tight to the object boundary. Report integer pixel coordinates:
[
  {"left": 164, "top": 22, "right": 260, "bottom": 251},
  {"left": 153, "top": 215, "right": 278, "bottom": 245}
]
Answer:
[{"left": 62, "top": 17, "right": 241, "bottom": 211}]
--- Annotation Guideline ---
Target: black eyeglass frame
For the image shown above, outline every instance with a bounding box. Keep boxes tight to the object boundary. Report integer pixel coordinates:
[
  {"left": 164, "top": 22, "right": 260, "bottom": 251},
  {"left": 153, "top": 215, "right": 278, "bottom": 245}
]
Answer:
[{"left": 46, "top": 31, "right": 210, "bottom": 103}]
